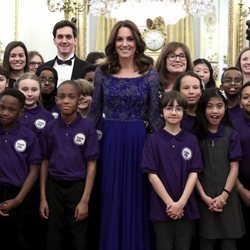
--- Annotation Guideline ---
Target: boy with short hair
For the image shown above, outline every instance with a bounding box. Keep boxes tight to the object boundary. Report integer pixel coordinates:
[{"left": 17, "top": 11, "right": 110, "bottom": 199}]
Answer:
[
  {"left": 40, "top": 80, "right": 99, "bottom": 250},
  {"left": 0, "top": 88, "right": 41, "bottom": 249},
  {"left": 220, "top": 67, "right": 244, "bottom": 122},
  {"left": 141, "top": 90, "right": 203, "bottom": 250}
]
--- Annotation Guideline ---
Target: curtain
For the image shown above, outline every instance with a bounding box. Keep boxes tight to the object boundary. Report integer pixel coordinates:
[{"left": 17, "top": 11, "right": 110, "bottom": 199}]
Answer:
[{"left": 95, "top": 16, "right": 116, "bottom": 52}]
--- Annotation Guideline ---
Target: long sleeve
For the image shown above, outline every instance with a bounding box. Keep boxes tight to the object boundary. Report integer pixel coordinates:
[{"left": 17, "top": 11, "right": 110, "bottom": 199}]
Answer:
[
  {"left": 87, "top": 68, "right": 104, "bottom": 128},
  {"left": 147, "top": 68, "right": 164, "bottom": 131}
]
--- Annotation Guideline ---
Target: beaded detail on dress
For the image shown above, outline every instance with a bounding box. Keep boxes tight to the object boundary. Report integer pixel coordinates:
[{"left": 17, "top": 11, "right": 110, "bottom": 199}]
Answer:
[{"left": 88, "top": 67, "right": 163, "bottom": 131}]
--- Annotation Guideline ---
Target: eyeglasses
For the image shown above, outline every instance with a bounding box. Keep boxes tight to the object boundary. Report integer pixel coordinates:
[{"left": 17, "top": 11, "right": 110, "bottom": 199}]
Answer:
[
  {"left": 164, "top": 106, "right": 184, "bottom": 113},
  {"left": 167, "top": 53, "right": 186, "bottom": 61},
  {"left": 222, "top": 78, "right": 242, "bottom": 84},
  {"left": 39, "top": 77, "right": 55, "bottom": 84},
  {"left": 29, "top": 61, "right": 42, "bottom": 67}
]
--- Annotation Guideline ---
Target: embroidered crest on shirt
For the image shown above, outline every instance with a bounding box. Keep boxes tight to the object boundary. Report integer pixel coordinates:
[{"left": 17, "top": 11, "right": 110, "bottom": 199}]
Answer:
[
  {"left": 181, "top": 147, "right": 192, "bottom": 160},
  {"left": 14, "top": 139, "right": 27, "bottom": 152},
  {"left": 74, "top": 133, "right": 86, "bottom": 145},
  {"left": 35, "top": 119, "right": 46, "bottom": 129}
]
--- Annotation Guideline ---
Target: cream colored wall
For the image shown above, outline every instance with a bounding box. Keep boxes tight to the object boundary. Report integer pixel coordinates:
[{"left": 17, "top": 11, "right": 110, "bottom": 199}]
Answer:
[{"left": 0, "top": 0, "right": 64, "bottom": 62}]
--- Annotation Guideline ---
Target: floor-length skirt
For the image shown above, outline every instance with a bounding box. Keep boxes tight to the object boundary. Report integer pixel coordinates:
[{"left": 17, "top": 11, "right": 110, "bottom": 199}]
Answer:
[{"left": 98, "top": 119, "right": 151, "bottom": 250}]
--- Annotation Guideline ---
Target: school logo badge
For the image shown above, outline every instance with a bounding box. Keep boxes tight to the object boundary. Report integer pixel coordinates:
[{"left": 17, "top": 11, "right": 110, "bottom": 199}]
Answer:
[
  {"left": 181, "top": 147, "right": 192, "bottom": 160},
  {"left": 35, "top": 119, "right": 46, "bottom": 129},
  {"left": 14, "top": 139, "right": 27, "bottom": 152},
  {"left": 74, "top": 133, "right": 85, "bottom": 145}
]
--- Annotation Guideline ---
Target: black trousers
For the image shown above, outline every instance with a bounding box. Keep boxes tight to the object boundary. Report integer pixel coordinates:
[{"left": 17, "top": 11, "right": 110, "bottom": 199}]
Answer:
[
  {"left": 153, "top": 219, "right": 194, "bottom": 250},
  {"left": 0, "top": 185, "right": 32, "bottom": 250},
  {"left": 46, "top": 178, "right": 88, "bottom": 250}
]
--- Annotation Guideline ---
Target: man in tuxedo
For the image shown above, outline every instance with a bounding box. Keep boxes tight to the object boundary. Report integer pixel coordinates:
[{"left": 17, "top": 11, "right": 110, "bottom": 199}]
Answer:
[{"left": 39, "top": 20, "right": 89, "bottom": 86}]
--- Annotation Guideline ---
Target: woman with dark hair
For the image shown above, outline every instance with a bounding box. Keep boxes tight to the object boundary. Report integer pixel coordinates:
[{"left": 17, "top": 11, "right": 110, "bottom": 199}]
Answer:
[
  {"left": 155, "top": 41, "right": 193, "bottom": 93},
  {"left": 193, "top": 58, "right": 216, "bottom": 89},
  {"left": 88, "top": 19, "right": 162, "bottom": 250},
  {"left": 2, "top": 41, "right": 29, "bottom": 88}
]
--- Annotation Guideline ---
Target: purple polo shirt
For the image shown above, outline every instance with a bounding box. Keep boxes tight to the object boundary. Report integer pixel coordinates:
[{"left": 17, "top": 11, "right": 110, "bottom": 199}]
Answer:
[
  {"left": 0, "top": 122, "right": 41, "bottom": 187},
  {"left": 181, "top": 113, "right": 196, "bottom": 132},
  {"left": 141, "top": 128, "right": 202, "bottom": 221},
  {"left": 19, "top": 105, "right": 54, "bottom": 137},
  {"left": 229, "top": 103, "right": 244, "bottom": 123},
  {"left": 50, "top": 105, "right": 60, "bottom": 119},
  {"left": 233, "top": 115, "right": 250, "bottom": 187},
  {"left": 41, "top": 113, "right": 99, "bottom": 181}
]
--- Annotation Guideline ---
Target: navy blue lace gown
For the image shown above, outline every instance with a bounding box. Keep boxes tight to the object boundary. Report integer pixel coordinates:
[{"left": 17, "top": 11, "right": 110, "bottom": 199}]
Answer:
[{"left": 88, "top": 67, "right": 162, "bottom": 250}]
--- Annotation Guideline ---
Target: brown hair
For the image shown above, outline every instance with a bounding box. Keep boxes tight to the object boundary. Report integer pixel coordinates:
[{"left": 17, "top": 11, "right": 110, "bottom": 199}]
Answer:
[
  {"left": 155, "top": 42, "right": 193, "bottom": 89},
  {"left": 52, "top": 20, "right": 77, "bottom": 38},
  {"left": 74, "top": 79, "right": 94, "bottom": 96},
  {"left": 100, "top": 20, "right": 153, "bottom": 74},
  {"left": 3, "top": 41, "right": 29, "bottom": 73},
  {"left": 159, "top": 90, "right": 187, "bottom": 114}
]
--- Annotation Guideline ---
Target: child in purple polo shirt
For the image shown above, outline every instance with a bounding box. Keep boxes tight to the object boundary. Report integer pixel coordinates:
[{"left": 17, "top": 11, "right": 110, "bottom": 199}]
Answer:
[
  {"left": 40, "top": 80, "right": 99, "bottom": 250},
  {"left": 193, "top": 88, "right": 245, "bottom": 250},
  {"left": 0, "top": 88, "right": 41, "bottom": 249},
  {"left": 220, "top": 67, "right": 244, "bottom": 123},
  {"left": 234, "top": 82, "right": 250, "bottom": 249},
  {"left": 15, "top": 72, "right": 54, "bottom": 139},
  {"left": 141, "top": 90, "right": 203, "bottom": 250},
  {"left": 15, "top": 72, "right": 54, "bottom": 250}
]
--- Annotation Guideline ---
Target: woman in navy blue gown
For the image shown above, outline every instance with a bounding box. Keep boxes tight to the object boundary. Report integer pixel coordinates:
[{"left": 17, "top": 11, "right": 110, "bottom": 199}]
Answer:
[{"left": 87, "top": 20, "right": 163, "bottom": 250}]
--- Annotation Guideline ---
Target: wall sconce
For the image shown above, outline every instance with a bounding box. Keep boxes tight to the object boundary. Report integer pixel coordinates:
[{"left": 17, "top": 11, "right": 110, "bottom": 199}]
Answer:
[{"left": 239, "top": 2, "right": 250, "bottom": 17}]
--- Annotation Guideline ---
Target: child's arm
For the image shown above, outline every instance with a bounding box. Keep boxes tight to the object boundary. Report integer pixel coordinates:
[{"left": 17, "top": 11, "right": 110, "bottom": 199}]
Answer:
[
  {"left": 236, "top": 179, "right": 250, "bottom": 206},
  {"left": 196, "top": 178, "right": 217, "bottom": 211},
  {"left": 75, "top": 160, "right": 96, "bottom": 221},
  {"left": 168, "top": 172, "right": 198, "bottom": 218},
  {"left": 148, "top": 173, "right": 184, "bottom": 219},
  {"left": 148, "top": 173, "right": 174, "bottom": 205},
  {"left": 212, "top": 161, "right": 238, "bottom": 210},
  {"left": 40, "top": 159, "right": 49, "bottom": 219},
  {"left": 177, "top": 172, "right": 198, "bottom": 208},
  {"left": 0, "top": 164, "right": 39, "bottom": 216}
]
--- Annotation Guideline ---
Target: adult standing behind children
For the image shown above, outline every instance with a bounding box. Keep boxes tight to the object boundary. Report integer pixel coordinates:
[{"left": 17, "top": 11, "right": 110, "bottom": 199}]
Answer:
[
  {"left": 87, "top": 19, "right": 163, "bottom": 250},
  {"left": 235, "top": 47, "right": 250, "bottom": 84},
  {"left": 155, "top": 41, "right": 193, "bottom": 93},
  {"left": 2, "top": 41, "right": 29, "bottom": 88},
  {"left": 39, "top": 20, "right": 89, "bottom": 86}
]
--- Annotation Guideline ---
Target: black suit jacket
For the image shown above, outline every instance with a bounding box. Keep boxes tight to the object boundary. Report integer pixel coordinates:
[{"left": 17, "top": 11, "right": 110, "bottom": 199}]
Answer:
[{"left": 39, "top": 55, "right": 90, "bottom": 80}]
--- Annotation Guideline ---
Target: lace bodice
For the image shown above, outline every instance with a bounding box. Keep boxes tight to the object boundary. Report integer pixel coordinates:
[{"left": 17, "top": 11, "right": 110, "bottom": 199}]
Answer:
[{"left": 88, "top": 67, "right": 163, "bottom": 131}]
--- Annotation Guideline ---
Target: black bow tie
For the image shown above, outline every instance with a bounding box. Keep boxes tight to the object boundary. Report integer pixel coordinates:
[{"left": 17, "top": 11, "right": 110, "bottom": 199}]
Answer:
[{"left": 56, "top": 56, "right": 75, "bottom": 65}]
